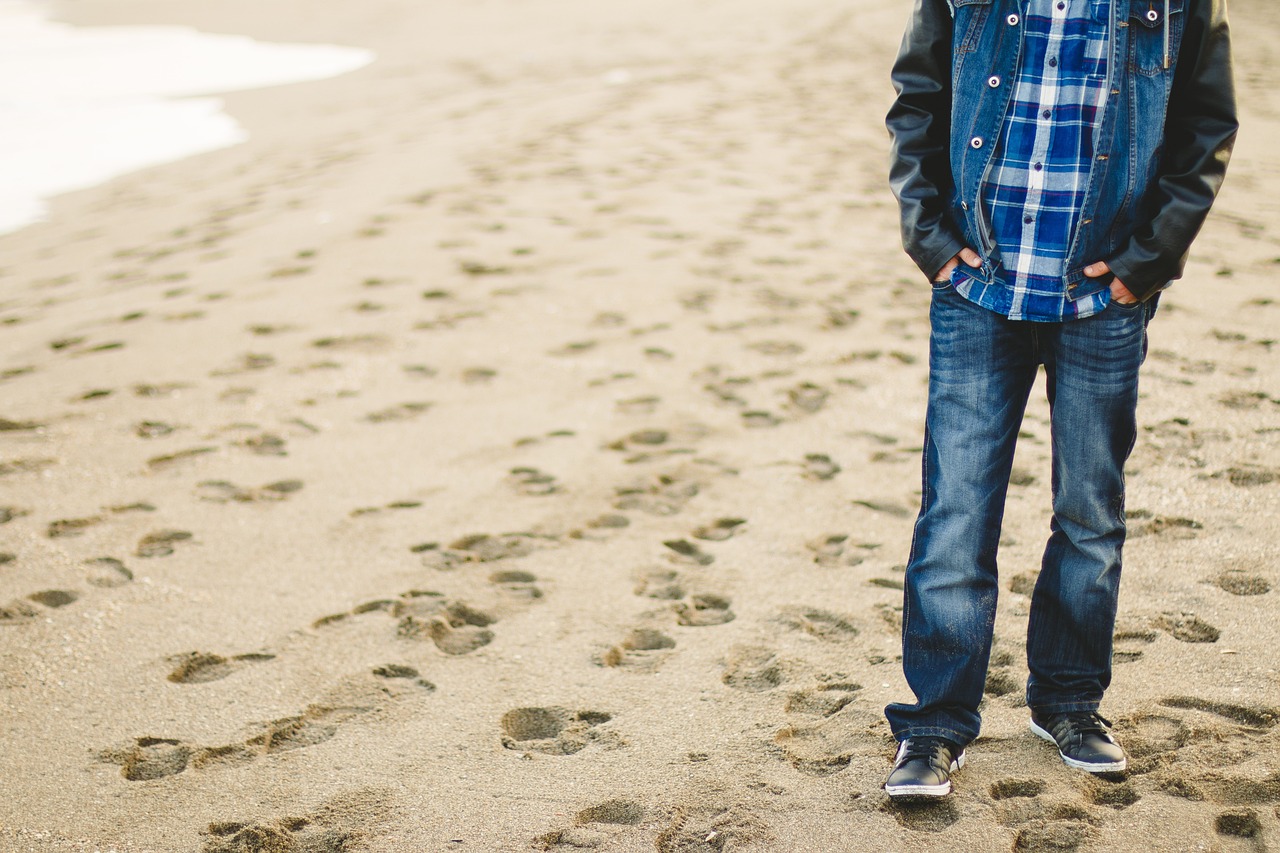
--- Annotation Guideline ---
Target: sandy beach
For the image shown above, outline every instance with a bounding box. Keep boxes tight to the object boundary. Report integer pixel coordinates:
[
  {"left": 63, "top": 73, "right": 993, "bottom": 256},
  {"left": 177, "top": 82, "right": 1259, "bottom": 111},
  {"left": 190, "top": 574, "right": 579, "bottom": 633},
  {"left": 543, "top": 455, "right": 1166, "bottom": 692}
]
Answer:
[{"left": 1, "top": 0, "right": 1278, "bottom": 850}]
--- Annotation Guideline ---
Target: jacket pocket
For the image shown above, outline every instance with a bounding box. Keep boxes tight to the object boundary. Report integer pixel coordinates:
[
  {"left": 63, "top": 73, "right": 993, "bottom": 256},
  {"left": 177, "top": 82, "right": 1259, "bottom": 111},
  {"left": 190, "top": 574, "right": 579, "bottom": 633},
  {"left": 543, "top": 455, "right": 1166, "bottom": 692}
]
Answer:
[
  {"left": 1127, "top": 0, "right": 1185, "bottom": 76},
  {"left": 953, "top": 0, "right": 993, "bottom": 56}
]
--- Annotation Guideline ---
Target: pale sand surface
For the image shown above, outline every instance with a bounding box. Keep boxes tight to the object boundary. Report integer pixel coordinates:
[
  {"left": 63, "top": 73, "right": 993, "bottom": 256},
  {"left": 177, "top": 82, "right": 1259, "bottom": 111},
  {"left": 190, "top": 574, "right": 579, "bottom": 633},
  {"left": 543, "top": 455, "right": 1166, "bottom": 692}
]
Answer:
[{"left": 1, "top": 1, "right": 1278, "bottom": 850}]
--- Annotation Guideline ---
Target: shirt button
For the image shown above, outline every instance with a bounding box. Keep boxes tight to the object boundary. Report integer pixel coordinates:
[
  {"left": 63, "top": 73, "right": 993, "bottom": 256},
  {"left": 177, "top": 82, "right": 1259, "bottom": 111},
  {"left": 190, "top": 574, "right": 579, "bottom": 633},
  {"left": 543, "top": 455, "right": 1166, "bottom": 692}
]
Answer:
[
  {"left": 1042, "top": 109, "right": 1052, "bottom": 119},
  {"left": 1007, "top": 13, "right": 1019, "bottom": 25},
  {"left": 970, "top": 136, "right": 984, "bottom": 149},
  {"left": 1034, "top": 162, "right": 1043, "bottom": 171},
  {"left": 988, "top": 75, "right": 1001, "bottom": 87},
  {"left": 1057, "top": 1, "right": 1065, "bottom": 8},
  {"left": 1024, "top": 215, "right": 1034, "bottom": 224},
  {"left": 1048, "top": 57, "right": 1058, "bottom": 67}
]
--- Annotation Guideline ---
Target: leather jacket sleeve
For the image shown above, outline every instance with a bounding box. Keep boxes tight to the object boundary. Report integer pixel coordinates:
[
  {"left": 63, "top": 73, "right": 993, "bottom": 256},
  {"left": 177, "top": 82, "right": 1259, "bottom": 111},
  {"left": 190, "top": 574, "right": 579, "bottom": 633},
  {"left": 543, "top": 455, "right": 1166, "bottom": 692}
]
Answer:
[
  {"left": 1107, "top": 0, "right": 1239, "bottom": 300},
  {"left": 886, "top": 0, "right": 967, "bottom": 281}
]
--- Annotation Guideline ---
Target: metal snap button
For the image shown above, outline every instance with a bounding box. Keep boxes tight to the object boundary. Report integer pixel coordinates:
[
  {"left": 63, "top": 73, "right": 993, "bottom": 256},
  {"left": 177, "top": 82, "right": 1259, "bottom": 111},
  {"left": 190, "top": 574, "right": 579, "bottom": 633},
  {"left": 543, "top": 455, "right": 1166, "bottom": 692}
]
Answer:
[
  {"left": 961, "top": 201, "right": 969, "bottom": 210},
  {"left": 1007, "top": 13, "right": 1020, "bottom": 25},
  {"left": 970, "top": 137, "right": 984, "bottom": 149},
  {"left": 1147, "top": 9, "right": 1159, "bottom": 20},
  {"left": 988, "top": 75, "right": 1000, "bottom": 87}
]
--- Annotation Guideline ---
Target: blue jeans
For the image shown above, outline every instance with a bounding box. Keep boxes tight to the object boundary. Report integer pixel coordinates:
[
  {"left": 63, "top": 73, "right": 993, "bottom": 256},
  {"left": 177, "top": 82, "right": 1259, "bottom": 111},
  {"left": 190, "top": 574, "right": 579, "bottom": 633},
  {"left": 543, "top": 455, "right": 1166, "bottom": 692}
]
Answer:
[{"left": 885, "top": 284, "right": 1154, "bottom": 747}]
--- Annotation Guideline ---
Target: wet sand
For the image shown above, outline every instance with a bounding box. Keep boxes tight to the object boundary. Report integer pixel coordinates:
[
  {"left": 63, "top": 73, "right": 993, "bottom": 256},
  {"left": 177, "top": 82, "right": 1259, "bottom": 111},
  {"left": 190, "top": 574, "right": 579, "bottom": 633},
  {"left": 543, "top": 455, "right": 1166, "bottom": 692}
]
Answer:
[{"left": 1, "top": 0, "right": 1278, "bottom": 850}]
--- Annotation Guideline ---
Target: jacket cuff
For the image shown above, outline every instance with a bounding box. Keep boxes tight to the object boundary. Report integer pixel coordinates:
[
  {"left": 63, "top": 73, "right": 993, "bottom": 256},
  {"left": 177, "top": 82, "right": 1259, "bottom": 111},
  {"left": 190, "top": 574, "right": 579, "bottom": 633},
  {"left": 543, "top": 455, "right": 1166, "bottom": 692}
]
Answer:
[
  {"left": 914, "top": 234, "right": 967, "bottom": 282},
  {"left": 1106, "top": 252, "right": 1175, "bottom": 302}
]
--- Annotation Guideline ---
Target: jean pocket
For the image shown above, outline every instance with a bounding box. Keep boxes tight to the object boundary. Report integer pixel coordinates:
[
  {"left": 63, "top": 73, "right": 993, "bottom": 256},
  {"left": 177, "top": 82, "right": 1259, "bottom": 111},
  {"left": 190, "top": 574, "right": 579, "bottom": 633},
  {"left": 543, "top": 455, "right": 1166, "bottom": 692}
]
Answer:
[{"left": 1109, "top": 297, "right": 1145, "bottom": 313}]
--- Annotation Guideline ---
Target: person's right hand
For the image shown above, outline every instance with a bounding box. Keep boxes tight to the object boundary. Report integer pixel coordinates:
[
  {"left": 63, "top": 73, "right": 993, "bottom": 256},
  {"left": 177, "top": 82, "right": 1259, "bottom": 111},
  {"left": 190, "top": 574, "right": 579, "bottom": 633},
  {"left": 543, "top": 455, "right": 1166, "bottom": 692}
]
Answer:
[{"left": 932, "top": 247, "right": 982, "bottom": 283}]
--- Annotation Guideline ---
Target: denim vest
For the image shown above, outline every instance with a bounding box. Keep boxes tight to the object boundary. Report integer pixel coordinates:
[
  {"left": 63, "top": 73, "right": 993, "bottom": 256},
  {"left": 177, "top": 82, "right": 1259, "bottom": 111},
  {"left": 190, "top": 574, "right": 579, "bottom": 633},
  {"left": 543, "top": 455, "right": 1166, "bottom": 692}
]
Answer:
[{"left": 948, "top": 0, "right": 1186, "bottom": 301}]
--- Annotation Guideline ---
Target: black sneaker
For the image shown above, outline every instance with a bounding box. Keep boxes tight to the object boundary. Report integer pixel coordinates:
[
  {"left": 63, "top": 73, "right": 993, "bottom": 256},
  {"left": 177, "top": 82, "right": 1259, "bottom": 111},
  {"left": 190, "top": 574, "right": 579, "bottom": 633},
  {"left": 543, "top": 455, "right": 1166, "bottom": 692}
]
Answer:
[
  {"left": 1030, "top": 711, "right": 1127, "bottom": 773},
  {"left": 884, "top": 737, "right": 965, "bottom": 799}
]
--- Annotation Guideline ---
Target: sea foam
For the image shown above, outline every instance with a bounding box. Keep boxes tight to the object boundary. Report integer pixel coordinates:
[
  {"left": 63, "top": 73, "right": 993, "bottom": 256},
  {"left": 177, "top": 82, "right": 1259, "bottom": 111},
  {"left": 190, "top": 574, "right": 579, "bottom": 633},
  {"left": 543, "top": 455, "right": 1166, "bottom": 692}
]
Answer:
[{"left": 0, "top": 0, "right": 374, "bottom": 235}]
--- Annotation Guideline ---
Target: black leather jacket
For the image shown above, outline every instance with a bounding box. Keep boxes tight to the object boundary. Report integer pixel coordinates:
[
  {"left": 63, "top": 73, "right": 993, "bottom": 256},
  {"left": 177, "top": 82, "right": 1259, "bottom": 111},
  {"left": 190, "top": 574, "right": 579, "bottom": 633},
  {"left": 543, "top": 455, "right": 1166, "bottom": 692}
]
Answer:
[{"left": 887, "top": 0, "right": 1238, "bottom": 301}]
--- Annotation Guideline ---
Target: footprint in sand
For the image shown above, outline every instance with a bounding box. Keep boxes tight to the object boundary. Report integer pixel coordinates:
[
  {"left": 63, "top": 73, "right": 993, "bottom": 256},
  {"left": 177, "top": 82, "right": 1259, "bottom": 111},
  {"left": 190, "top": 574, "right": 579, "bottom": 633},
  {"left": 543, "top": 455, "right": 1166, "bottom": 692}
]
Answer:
[
  {"left": 489, "top": 570, "right": 543, "bottom": 601},
  {"left": 1112, "top": 628, "right": 1158, "bottom": 664},
  {"left": 1006, "top": 571, "right": 1039, "bottom": 597},
  {"left": 1010, "top": 817, "right": 1095, "bottom": 851},
  {"left": 1215, "top": 465, "right": 1279, "bottom": 488},
  {"left": 784, "top": 382, "right": 829, "bottom": 415},
  {"left": 991, "top": 778, "right": 1049, "bottom": 800},
  {"left": 1158, "top": 696, "right": 1278, "bottom": 729},
  {"left": 599, "top": 628, "right": 677, "bottom": 672},
  {"left": 784, "top": 681, "right": 861, "bottom": 717},
  {"left": 1215, "top": 809, "right": 1264, "bottom": 839},
  {"left": 136, "top": 529, "right": 194, "bottom": 558},
  {"left": 201, "top": 787, "right": 391, "bottom": 853},
  {"left": 692, "top": 518, "right": 746, "bottom": 542},
  {"left": 885, "top": 797, "right": 962, "bottom": 832},
  {"left": 1215, "top": 570, "right": 1272, "bottom": 596},
  {"left": 195, "top": 479, "right": 304, "bottom": 503},
  {"left": 534, "top": 800, "right": 646, "bottom": 851},
  {"left": 1083, "top": 777, "right": 1141, "bottom": 809},
  {"left": 350, "top": 499, "right": 422, "bottom": 518},
  {"left": 633, "top": 568, "right": 685, "bottom": 600},
  {"left": 500, "top": 707, "right": 615, "bottom": 755},
  {"left": 613, "top": 467, "right": 711, "bottom": 516},
  {"left": 1, "top": 506, "right": 29, "bottom": 525},
  {"left": 722, "top": 646, "right": 788, "bottom": 693},
  {"left": 507, "top": 467, "right": 561, "bottom": 496},
  {"left": 166, "top": 651, "right": 276, "bottom": 684},
  {"left": 234, "top": 432, "right": 288, "bottom": 456},
  {"left": 674, "top": 593, "right": 735, "bottom": 627},
  {"left": 314, "top": 590, "right": 499, "bottom": 656},
  {"left": 663, "top": 539, "right": 714, "bottom": 566},
  {"left": 1115, "top": 711, "right": 1190, "bottom": 760},
  {"left": 653, "top": 806, "right": 772, "bottom": 853},
  {"left": 0, "top": 589, "right": 81, "bottom": 623},
  {"left": 742, "top": 410, "right": 781, "bottom": 429},
  {"left": 775, "top": 710, "right": 883, "bottom": 778},
  {"left": 202, "top": 817, "right": 353, "bottom": 853},
  {"left": 47, "top": 516, "right": 104, "bottom": 538},
  {"left": 776, "top": 606, "right": 858, "bottom": 642},
  {"left": 1153, "top": 612, "right": 1221, "bottom": 643},
  {"left": 1127, "top": 510, "right": 1203, "bottom": 539},
  {"left": 801, "top": 453, "right": 841, "bottom": 481},
  {"left": 805, "top": 533, "right": 876, "bottom": 568},
  {"left": 392, "top": 594, "right": 497, "bottom": 656},
  {"left": 415, "top": 532, "right": 551, "bottom": 570},
  {"left": 103, "top": 670, "right": 433, "bottom": 781},
  {"left": 364, "top": 402, "right": 432, "bottom": 423}
]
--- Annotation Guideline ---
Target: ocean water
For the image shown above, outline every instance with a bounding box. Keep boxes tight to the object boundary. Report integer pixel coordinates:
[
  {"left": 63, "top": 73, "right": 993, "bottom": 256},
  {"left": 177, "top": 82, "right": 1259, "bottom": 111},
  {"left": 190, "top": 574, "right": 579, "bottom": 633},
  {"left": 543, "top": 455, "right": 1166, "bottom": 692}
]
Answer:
[{"left": 0, "top": 0, "right": 374, "bottom": 235}]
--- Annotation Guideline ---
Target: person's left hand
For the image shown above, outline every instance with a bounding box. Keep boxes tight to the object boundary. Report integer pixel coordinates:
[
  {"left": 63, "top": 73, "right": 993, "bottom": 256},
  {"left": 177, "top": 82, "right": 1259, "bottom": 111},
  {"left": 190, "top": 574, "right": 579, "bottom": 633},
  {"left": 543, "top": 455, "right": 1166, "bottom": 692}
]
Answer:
[{"left": 1084, "top": 261, "right": 1139, "bottom": 304}]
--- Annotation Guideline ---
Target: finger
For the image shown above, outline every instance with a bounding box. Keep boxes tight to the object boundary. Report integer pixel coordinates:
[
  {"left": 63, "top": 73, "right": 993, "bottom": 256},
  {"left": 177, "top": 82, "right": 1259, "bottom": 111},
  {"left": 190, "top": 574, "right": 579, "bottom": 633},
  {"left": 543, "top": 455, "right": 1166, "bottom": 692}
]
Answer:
[
  {"left": 959, "top": 247, "right": 982, "bottom": 267},
  {"left": 1084, "top": 261, "right": 1111, "bottom": 277}
]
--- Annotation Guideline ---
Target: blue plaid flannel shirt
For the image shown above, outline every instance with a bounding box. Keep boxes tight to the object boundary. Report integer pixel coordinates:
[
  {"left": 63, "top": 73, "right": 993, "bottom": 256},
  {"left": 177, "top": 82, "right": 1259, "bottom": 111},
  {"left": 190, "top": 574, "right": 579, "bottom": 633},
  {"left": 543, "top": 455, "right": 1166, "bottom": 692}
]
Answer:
[{"left": 954, "top": 0, "right": 1111, "bottom": 321}]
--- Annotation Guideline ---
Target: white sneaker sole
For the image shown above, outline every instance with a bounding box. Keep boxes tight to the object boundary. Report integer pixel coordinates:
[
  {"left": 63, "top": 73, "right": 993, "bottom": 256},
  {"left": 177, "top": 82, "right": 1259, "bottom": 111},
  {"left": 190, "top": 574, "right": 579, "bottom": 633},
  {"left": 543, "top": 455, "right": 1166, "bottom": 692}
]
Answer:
[
  {"left": 884, "top": 752, "right": 965, "bottom": 799},
  {"left": 1030, "top": 720, "right": 1127, "bottom": 773}
]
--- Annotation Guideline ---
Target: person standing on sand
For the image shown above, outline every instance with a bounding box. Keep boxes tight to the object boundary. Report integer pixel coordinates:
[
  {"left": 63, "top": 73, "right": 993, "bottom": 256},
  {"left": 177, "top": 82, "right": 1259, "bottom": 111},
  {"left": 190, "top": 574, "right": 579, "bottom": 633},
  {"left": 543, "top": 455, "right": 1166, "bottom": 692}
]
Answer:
[{"left": 881, "top": 0, "right": 1237, "bottom": 798}]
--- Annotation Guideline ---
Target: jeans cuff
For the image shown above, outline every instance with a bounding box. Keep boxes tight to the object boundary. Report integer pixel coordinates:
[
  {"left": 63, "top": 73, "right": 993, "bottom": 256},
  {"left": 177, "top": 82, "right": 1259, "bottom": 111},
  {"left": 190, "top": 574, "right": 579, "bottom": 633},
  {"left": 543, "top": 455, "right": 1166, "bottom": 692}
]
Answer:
[
  {"left": 1028, "top": 700, "right": 1100, "bottom": 717},
  {"left": 895, "top": 726, "right": 972, "bottom": 748}
]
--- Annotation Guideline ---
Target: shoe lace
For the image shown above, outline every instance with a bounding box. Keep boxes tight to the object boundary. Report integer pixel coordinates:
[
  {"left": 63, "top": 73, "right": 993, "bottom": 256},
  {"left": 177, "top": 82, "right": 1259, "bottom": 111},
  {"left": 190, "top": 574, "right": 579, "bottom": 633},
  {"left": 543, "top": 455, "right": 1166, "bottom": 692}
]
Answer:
[
  {"left": 901, "top": 737, "right": 954, "bottom": 765},
  {"left": 1057, "top": 711, "right": 1113, "bottom": 739}
]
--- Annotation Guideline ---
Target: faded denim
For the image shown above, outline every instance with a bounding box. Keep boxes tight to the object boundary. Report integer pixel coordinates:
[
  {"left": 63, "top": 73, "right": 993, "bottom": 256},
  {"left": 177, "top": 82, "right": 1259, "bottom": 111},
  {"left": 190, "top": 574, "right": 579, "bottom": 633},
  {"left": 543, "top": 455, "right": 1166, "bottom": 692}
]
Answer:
[{"left": 885, "top": 284, "right": 1153, "bottom": 746}]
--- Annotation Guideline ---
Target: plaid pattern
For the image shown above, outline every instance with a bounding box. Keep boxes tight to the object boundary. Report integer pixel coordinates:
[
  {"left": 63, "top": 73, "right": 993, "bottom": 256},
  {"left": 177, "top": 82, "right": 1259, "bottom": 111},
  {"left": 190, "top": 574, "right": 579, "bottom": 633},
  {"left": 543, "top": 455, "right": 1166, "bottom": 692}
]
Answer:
[{"left": 955, "top": 0, "right": 1111, "bottom": 321}]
